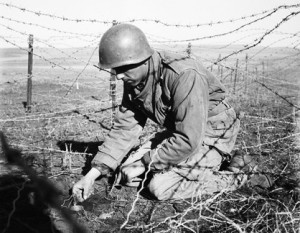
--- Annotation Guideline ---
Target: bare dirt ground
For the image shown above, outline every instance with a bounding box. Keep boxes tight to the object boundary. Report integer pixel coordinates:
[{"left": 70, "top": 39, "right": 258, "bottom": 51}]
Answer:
[{"left": 0, "top": 45, "right": 299, "bottom": 232}]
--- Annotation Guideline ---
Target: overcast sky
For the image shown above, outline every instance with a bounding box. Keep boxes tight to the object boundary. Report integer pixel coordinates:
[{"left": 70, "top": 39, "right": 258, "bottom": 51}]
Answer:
[{"left": 0, "top": 0, "right": 300, "bottom": 48}]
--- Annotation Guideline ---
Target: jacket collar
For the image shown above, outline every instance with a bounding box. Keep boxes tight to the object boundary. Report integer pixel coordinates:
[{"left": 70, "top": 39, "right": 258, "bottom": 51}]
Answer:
[{"left": 131, "top": 51, "right": 162, "bottom": 100}]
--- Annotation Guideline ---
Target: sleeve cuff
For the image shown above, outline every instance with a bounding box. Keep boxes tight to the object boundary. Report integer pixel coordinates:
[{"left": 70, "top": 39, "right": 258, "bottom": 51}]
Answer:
[
  {"left": 91, "top": 163, "right": 112, "bottom": 176},
  {"left": 141, "top": 151, "right": 152, "bottom": 165},
  {"left": 141, "top": 150, "right": 168, "bottom": 171}
]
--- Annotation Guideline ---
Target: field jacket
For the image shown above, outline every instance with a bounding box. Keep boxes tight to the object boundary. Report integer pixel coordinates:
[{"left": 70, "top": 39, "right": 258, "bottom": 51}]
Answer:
[{"left": 92, "top": 51, "right": 227, "bottom": 171}]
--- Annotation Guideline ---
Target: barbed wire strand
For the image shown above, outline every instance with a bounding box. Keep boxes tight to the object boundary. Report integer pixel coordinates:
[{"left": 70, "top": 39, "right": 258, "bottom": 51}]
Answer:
[
  {"left": 242, "top": 132, "right": 300, "bottom": 149},
  {"left": 0, "top": 23, "right": 101, "bottom": 72},
  {"left": 255, "top": 80, "right": 300, "bottom": 110},
  {"left": 144, "top": 7, "right": 300, "bottom": 43},
  {"left": 1, "top": 2, "right": 299, "bottom": 27},
  {"left": 0, "top": 15, "right": 100, "bottom": 38},
  {"left": 218, "top": 11, "right": 300, "bottom": 62},
  {"left": 64, "top": 45, "right": 98, "bottom": 96}
]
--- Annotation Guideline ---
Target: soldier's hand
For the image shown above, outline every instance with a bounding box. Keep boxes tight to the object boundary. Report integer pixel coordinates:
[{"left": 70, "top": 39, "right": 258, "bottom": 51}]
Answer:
[{"left": 72, "top": 168, "right": 100, "bottom": 202}]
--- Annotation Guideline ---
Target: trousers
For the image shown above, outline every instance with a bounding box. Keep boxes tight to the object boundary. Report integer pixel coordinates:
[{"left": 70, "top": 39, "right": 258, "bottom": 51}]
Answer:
[{"left": 122, "top": 104, "right": 244, "bottom": 200}]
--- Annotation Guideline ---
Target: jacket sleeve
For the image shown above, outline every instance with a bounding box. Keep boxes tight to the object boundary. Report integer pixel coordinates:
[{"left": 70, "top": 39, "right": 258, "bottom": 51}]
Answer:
[
  {"left": 92, "top": 87, "right": 147, "bottom": 171},
  {"left": 150, "top": 69, "right": 209, "bottom": 170}
]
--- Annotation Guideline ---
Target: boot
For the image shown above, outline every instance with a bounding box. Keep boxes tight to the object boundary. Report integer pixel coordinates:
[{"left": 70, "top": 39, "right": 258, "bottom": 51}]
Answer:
[{"left": 227, "top": 152, "right": 273, "bottom": 189}]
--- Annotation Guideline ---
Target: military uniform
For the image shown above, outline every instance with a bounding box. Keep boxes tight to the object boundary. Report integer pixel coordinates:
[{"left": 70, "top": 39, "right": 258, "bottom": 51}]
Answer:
[{"left": 93, "top": 51, "right": 243, "bottom": 200}]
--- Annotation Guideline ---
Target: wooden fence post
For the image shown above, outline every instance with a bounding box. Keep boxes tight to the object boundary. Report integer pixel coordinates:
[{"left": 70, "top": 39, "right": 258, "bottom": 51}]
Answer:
[
  {"left": 220, "top": 65, "right": 223, "bottom": 80},
  {"left": 217, "top": 54, "right": 221, "bottom": 75},
  {"left": 233, "top": 59, "right": 239, "bottom": 94},
  {"left": 244, "top": 54, "right": 248, "bottom": 93},
  {"left": 110, "top": 20, "right": 118, "bottom": 124},
  {"left": 255, "top": 67, "right": 260, "bottom": 104},
  {"left": 262, "top": 61, "right": 265, "bottom": 84},
  {"left": 186, "top": 42, "right": 191, "bottom": 57},
  {"left": 26, "top": 34, "right": 33, "bottom": 113}
]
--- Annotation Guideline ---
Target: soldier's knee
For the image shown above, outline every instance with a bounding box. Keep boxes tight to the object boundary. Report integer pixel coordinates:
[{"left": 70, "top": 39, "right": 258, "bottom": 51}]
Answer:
[{"left": 147, "top": 177, "right": 169, "bottom": 201}]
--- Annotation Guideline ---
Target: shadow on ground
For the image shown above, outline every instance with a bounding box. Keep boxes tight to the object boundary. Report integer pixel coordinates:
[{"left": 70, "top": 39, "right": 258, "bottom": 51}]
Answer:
[{"left": 57, "top": 140, "right": 103, "bottom": 175}]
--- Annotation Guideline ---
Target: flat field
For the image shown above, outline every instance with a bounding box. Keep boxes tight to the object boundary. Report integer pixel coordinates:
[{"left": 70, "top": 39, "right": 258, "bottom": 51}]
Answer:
[{"left": 0, "top": 45, "right": 299, "bottom": 232}]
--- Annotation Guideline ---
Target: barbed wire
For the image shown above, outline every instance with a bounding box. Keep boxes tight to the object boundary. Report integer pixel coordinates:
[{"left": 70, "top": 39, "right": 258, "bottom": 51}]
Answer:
[
  {"left": 218, "top": 11, "right": 300, "bottom": 62},
  {"left": 4, "top": 131, "right": 299, "bottom": 162},
  {"left": 1, "top": 2, "right": 299, "bottom": 28},
  {"left": 48, "top": 40, "right": 100, "bottom": 65},
  {"left": 0, "top": 34, "right": 69, "bottom": 68},
  {"left": 123, "top": 11, "right": 275, "bottom": 28},
  {"left": 0, "top": 95, "right": 123, "bottom": 123},
  {"left": 245, "top": 112, "right": 298, "bottom": 126},
  {"left": 242, "top": 132, "right": 300, "bottom": 149},
  {"left": 291, "top": 39, "right": 300, "bottom": 49},
  {"left": 1, "top": 4, "right": 299, "bottom": 232},
  {"left": 1, "top": 13, "right": 298, "bottom": 86},
  {"left": 0, "top": 2, "right": 112, "bottom": 24},
  {"left": 64, "top": 45, "right": 98, "bottom": 96},
  {"left": 10, "top": 142, "right": 94, "bottom": 156},
  {"left": 255, "top": 80, "right": 300, "bottom": 110},
  {"left": 0, "top": 15, "right": 100, "bottom": 38},
  {"left": 0, "top": 22, "right": 100, "bottom": 68},
  {"left": 217, "top": 31, "right": 268, "bottom": 49},
  {"left": 0, "top": 101, "right": 105, "bottom": 122},
  {"left": 1, "top": 6, "right": 298, "bottom": 129},
  {"left": 215, "top": 29, "right": 300, "bottom": 51},
  {"left": 247, "top": 32, "right": 300, "bottom": 60},
  {"left": 238, "top": 27, "right": 300, "bottom": 37},
  {"left": 146, "top": 7, "right": 300, "bottom": 43},
  {"left": 0, "top": 35, "right": 107, "bottom": 87}
]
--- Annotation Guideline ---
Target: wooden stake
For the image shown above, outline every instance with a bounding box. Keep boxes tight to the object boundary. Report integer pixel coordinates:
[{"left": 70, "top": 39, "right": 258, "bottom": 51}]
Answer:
[
  {"left": 110, "top": 20, "right": 118, "bottom": 124},
  {"left": 262, "top": 61, "right": 265, "bottom": 84},
  {"left": 217, "top": 54, "right": 221, "bottom": 75},
  {"left": 255, "top": 67, "right": 260, "bottom": 104},
  {"left": 233, "top": 59, "right": 239, "bottom": 94},
  {"left": 244, "top": 54, "right": 248, "bottom": 93},
  {"left": 26, "top": 34, "right": 33, "bottom": 113}
]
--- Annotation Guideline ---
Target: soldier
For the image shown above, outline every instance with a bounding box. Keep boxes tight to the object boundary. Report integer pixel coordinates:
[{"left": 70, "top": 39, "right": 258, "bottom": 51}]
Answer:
[{"left": 73, "top": 24, "right": 272, "bottom": 201}]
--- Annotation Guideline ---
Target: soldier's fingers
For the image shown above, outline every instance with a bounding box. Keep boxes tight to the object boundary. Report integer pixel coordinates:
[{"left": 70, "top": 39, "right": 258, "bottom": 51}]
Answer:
[
  {"left": 73, "top": 187, "right": 84, "bottom": 202},
  {"left": 83, "top": 188, "right": 91, "bottom": 200}
]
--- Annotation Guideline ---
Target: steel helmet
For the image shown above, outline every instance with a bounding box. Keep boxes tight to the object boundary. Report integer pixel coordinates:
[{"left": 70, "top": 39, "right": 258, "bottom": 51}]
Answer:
[{"left": 99, "top": 23, "right": 154, "bottom": 69}]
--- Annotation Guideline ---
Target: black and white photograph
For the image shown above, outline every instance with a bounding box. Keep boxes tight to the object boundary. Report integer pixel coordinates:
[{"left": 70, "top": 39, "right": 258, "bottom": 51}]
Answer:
[{"left": 0, "top": 0, "right": 299, "bottom": 232}]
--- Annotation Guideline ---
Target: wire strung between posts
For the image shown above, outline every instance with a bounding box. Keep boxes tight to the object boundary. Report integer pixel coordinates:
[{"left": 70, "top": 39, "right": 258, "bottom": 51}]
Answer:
[
  {"left": 0, "top": 23, "right": 101, "bottom": 73},
  {"left": 1, "top": 2, "right": 299, "bottom": 27},
  {"left": 255, "top": 80, "right": 300, "bottom": 110},
  {"left": 218, "top": 11, "right": 300, "bottom": 62},
  {"left": 10, "top": 143, "right": 93, "bottom": 156},
  {"left": 1, "top": 14, "right": 299, "bottom": 80},
  {"left": 1, "top": 31, "right": 298, "bottom": 104},
  {"left": 0, "top": 35, "right": 102, "bottom": 83},
  {"left": 0, "top": 16, "right": 100, "bottom": 38},
  {"left": 242, "top": 132, "right": 300, "bottom": 149},
  {"left": 143, "top": 6, "right": 300, "bottom": 43},
  {"left": 245, "top": 111, "right": 299, "bottom": 126},
  {"left": 0, "top": 100, "right": 109, "bottom": 122},
  {"left": 64, "top": 45, "right": 99, "bottom": 96},
  {"left": 203, "top": 55, "right": 300, "bottom": 88},
  {"left": 1, "top": 34, "right": 298, "bottom": 114},
  {"left": 0, "top": 2, "right": 112, "bottom": 24},
  {"left": 247, "top": 32, "right": 300, "bottom": 60}
]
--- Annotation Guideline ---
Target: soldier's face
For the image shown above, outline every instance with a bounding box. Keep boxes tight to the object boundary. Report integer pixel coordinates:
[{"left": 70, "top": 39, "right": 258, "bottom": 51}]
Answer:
[{"left": 113, "top": 60, "right": 148, "bottom": 88}]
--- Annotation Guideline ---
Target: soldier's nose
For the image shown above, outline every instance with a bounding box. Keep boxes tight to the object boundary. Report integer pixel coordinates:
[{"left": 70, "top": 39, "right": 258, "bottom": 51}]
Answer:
[{"left": 116, "top": 73, "right": 125, "bottom": 80}]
